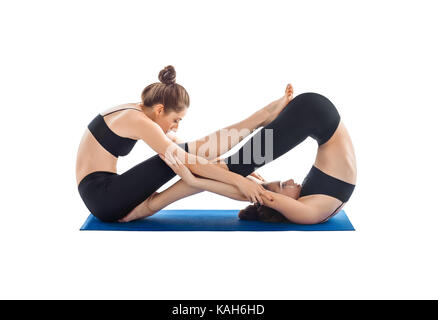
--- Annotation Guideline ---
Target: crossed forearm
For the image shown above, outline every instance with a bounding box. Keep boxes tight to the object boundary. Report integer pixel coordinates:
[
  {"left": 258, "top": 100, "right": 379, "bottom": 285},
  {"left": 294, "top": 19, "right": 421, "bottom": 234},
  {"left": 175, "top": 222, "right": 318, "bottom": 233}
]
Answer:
[
  {"left": 151, "top": 178, "right": 246, "bottom": 212},
  {"left": 183, "top": 154, "right": 244, "bottom": 187}
]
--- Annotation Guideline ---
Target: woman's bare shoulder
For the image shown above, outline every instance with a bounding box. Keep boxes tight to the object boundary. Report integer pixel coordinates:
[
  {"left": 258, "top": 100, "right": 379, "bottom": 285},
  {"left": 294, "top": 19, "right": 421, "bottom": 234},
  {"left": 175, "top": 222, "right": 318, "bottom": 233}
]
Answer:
[{"left": 100, "top": 103, "right": 141, "bottom": 116}]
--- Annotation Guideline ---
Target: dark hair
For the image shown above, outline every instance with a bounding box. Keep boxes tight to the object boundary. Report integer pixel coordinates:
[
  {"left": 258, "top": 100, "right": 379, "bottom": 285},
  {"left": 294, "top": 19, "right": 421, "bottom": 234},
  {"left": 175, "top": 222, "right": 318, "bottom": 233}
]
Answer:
[
  {"left": 141, "top": 65, "right": 190, "bottom": 113},
  {"left": 238, "top": 204, "right": 289, "bottom": 223}
]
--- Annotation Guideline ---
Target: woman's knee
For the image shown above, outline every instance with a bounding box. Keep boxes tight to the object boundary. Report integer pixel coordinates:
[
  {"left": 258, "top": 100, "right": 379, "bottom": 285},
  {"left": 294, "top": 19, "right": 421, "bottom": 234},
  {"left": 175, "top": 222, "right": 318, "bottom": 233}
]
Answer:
[{"left": 295, "top": 92, "right": 325, "bottom": 102}]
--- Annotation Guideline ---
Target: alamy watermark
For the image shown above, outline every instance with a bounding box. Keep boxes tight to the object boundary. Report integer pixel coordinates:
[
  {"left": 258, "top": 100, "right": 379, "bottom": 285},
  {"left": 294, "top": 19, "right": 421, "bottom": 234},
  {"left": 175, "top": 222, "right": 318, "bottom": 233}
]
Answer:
[{"left": 163, "top": 128, "right": 274, "bottom": 166}]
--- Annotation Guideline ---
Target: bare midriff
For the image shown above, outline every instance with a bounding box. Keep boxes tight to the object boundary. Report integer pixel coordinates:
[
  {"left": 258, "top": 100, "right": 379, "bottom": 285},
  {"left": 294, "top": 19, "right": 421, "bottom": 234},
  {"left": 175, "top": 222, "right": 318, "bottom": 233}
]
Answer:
[
  {"left": 314, "top": 121, "right": 357, "bottom": 185},
  {"left": 298, "top": 121, "right": 357, "bottom": 216}
]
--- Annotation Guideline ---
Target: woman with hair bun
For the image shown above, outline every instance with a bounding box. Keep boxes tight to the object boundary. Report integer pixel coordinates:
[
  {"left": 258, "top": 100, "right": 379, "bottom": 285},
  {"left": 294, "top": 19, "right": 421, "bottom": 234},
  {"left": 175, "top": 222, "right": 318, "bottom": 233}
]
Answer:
[{"left": 76, "top": 65, "right": 291, "bottom": 222}]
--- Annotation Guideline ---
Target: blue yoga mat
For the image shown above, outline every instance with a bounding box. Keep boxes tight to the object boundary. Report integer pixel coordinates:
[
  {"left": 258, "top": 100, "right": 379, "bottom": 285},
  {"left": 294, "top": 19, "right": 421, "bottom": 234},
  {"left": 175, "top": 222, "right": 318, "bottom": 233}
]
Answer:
[{"left": 80, "top": 209, "right": 354, "bottom": 231}]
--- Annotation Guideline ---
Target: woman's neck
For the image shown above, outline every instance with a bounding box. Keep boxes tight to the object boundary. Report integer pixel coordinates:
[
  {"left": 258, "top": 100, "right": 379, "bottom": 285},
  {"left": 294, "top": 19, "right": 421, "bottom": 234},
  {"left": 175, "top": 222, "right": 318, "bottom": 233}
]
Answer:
[{"left": 137, "top": 103, "right": 156, "bottom": 121}]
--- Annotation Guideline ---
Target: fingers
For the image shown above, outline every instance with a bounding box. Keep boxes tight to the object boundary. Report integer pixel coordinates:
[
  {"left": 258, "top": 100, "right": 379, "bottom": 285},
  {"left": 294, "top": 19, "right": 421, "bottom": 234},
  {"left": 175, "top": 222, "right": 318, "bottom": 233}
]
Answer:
[
  {"left": 249, "top": 171, "right": 266, "bottom": 182},
  {"left": 166, "top": 152, "right": 177, "bottom": 165},
  {"left": 260, "top": 192, "right": 274, "bottom": 205},
  {"left": 249, "top": 192, "right": 262, "bottom": 205},
  {"left": 159, "top": 153, "right": 173, "bottom": 167},
  {"left": 254, "top": 172, "right": 266, "bottom": 182},
  {"left": 161, "top": 151, "right": 180, "bottom": 166},
  {"left": 246, "top": 184, "right": 273, "bottom": 206},
  {"left": 174, "top": 156, "right": 185, "bottom": 167},
  {"left": 159, "top": 153, "right": 179, "bottom": 176},
  {"left": 251, "top": 192, "right": 273, "bottom": 206},
  {"left": 255, "top": 194, "right": 264, "bottom": 206},
  {"left": 159, "top": 153, "right": 168, "bottom": 162},
  {"left": 160, "top": 153, "right": 181, "bottom": 167},
  {"left": 259, "top": 185, "right": 274, "bottom": 202}
]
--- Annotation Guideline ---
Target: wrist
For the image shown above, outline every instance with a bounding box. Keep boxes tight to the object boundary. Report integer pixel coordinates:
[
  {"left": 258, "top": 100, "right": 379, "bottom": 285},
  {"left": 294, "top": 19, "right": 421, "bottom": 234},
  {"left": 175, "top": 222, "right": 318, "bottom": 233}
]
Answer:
[
  {"left": 189, "top": 177, "right": 201, "bottom": 188},
  {"left": 233, "top": 175, "right": 246, "bottom": 187}
]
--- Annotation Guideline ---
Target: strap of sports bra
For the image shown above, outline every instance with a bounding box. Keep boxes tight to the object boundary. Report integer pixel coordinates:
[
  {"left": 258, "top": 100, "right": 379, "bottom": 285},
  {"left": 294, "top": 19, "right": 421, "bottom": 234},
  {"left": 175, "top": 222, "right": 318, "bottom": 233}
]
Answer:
[{"left": 102, "top": 107, "right": 144, "bottom": 117}]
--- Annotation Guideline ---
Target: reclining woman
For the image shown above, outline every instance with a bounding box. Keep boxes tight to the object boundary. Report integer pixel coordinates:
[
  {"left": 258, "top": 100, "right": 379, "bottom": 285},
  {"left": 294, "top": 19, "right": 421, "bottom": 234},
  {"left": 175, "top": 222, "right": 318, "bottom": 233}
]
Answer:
[
  {"left": 121, "top": 88, "right": 356, "bottom": 224},
  {"left": 76, "top": 65, "right": 293, "bottom": 222}
]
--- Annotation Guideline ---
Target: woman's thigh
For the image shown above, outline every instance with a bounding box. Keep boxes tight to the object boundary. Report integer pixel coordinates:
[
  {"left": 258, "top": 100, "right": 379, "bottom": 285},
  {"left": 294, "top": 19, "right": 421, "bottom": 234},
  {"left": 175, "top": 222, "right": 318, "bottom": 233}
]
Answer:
[{"left": 96, "top": 142, "right": 189, "bottom": 221}]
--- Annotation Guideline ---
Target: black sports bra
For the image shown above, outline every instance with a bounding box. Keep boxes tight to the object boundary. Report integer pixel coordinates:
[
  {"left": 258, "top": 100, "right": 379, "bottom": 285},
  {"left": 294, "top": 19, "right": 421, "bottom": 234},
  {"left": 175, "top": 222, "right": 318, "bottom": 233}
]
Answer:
[{"left": 87, "top": 107, "right": 144, "bottom": 157}]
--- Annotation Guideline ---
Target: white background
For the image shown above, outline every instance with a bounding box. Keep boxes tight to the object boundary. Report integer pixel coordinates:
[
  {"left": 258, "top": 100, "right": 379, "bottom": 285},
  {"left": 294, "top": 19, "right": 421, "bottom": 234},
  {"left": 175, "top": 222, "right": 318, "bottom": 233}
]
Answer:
[{"left": 1, "top": 0, "right": 437, "bottom": 299}]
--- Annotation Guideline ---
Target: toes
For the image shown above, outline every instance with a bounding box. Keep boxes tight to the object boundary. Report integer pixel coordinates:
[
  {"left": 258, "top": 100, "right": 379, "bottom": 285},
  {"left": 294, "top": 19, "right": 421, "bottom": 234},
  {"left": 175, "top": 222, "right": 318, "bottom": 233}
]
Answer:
[{"left": 285, "top": 84, "right": 293, "bottom": 96}]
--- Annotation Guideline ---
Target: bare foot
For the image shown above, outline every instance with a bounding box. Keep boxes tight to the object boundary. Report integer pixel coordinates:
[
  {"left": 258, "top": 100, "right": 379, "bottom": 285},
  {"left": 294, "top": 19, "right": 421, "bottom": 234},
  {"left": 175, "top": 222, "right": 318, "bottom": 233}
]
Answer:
[
  {"left": 260, "top": 84, "right": 294, "bottom": 127},
  {"left": 283, "top": 83, "right": 294, "bottom": 103},
  {"left": 118, "top": 192, "right": 160, "bottom": 222}
]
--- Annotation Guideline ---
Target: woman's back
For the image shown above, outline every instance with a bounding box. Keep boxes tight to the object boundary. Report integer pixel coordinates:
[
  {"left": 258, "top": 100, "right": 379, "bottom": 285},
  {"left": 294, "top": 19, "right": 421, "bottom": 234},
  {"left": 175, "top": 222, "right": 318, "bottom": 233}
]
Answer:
[
  {"left": 315, "top": 121, "right": 357, "bottom": 185},
  {"left": 296, "top": 121, "right": 357, "bottom": 219},
  {"left": 75, "top": 103, "right": 144, "bottom": 185}
]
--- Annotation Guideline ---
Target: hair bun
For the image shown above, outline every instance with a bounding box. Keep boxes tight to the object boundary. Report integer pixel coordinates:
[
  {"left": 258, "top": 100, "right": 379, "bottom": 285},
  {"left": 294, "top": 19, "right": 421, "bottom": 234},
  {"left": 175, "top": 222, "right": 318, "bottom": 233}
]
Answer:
[{"left": 158, "top": 65, "right": 176, "bottom": 85}]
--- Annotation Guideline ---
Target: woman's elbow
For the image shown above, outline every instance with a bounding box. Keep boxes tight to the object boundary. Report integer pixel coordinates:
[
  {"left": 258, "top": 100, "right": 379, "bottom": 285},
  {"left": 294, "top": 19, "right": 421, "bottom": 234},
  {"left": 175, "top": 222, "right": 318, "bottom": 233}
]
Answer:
[{"left": 281, "top": 209, "right": 326, "bottom": 225}]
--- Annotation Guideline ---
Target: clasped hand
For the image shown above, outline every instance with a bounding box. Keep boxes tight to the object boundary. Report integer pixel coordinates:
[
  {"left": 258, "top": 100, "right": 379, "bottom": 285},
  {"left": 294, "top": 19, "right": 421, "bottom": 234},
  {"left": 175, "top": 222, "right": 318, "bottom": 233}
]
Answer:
[
  {"left": 159, "top": 152, "right": 273, "bottom": 205},
  {"left": 235, "top": 176, "right": 273, "bottom": 205}
]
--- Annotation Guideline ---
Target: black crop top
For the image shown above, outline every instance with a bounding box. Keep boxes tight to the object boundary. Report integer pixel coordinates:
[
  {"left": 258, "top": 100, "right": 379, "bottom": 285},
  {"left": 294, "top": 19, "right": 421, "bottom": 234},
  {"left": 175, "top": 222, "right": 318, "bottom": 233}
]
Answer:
[{"left": 87, "top": 108, "right": 143, "bottom": 157}]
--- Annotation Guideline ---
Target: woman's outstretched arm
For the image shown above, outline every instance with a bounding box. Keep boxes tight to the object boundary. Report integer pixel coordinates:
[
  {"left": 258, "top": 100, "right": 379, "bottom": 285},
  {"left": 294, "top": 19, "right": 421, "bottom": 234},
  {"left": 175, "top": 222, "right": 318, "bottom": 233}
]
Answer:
[
  {"left": 152, "top": 177, "right": 247, "bottom": 213},
  {"left": 186, "top": 84, "right": 294, "bottom": 160},
  {"left": 160, "top": 155, "right": 272, "bottom": 205},
  {"left": 132, "top": 112, "right": 271, "bottom": 204},
  {"left": 156, "top": 156, "right": 326, "bottom": 225}
]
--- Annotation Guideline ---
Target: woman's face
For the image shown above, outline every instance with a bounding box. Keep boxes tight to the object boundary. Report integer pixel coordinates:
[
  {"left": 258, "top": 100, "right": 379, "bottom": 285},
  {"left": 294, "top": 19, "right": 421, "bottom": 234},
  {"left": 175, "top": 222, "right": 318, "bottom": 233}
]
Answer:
[
  {"left": 155, "top": 106, "right": 188, "bottom": 134},
  {"left": 263, "top": 179, "right": 302, "bottom": 199}
]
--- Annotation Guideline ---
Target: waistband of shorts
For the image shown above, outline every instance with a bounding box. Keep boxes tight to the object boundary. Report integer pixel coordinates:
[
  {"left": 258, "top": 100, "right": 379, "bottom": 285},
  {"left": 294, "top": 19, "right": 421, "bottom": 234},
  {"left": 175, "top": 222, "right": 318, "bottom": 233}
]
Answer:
[
  {"left": 311, "top": 165, "right": 355, "bottom": 187},
  {"left": 78, "top": 171, "right": 117, "bottom": 189},
  {"left": 300, "top": 165, "right": 355, "bottom": 203}
]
